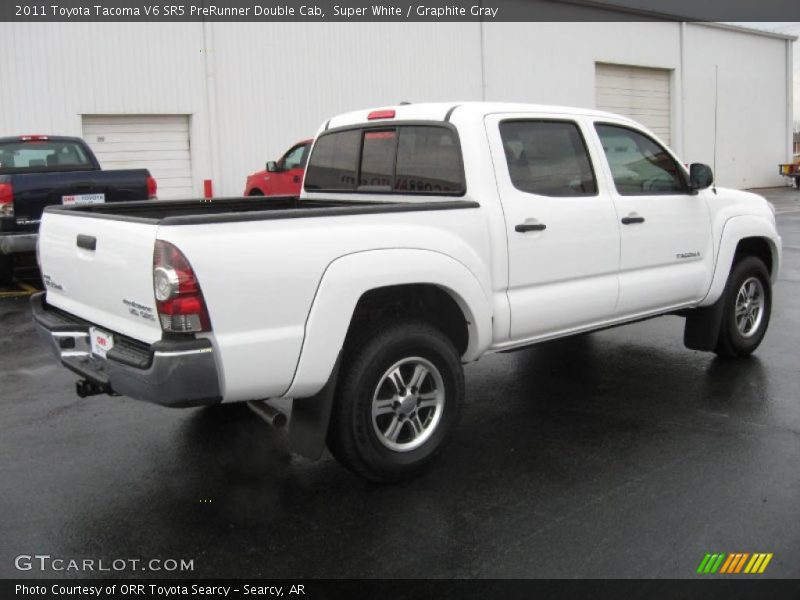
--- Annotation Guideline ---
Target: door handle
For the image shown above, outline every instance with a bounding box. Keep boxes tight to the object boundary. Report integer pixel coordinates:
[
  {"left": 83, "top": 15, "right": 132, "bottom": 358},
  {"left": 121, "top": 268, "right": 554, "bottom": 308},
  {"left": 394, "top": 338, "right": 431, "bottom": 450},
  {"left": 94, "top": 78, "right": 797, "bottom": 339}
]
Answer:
[
  {"left": 293, "top": 175, "right": 300, "bottom": 183},
  {"left": 515, "top": 222, "right": 547, "bottom": 232},
  {"left": 621, "top": 214, "right": 645, "bottom": 225},
  {"left": 77, "top": 234, "right": 97, "bottom": 251}
]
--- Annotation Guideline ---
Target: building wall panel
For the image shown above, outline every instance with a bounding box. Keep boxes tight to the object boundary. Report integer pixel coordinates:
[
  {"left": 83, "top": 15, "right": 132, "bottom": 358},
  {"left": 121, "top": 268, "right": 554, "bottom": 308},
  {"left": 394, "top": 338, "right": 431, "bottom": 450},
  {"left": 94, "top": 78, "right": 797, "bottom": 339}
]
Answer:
[{"left": 0, "top": 21, "right": 791, "bottom": 194}]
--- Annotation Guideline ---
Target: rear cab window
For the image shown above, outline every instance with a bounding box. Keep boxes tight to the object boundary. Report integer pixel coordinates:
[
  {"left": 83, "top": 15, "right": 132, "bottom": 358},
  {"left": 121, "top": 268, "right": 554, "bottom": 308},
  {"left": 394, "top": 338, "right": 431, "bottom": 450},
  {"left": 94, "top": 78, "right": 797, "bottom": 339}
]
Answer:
[
  {"left": 303, "top": 130, "right": 360, "bottom": 190},
  {"left": 304, "top": 124, "right": 465, "bottom": 196},
  {"left": 0, "top": 139, "right": 95, "bottom": 174}
]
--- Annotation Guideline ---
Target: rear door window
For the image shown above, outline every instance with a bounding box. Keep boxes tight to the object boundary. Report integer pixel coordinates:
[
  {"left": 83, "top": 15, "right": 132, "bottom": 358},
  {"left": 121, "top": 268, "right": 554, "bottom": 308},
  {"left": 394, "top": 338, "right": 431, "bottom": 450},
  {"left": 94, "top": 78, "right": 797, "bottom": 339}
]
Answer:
[{"left": 499, "top": 120, "right": 597, "bottom": 197}]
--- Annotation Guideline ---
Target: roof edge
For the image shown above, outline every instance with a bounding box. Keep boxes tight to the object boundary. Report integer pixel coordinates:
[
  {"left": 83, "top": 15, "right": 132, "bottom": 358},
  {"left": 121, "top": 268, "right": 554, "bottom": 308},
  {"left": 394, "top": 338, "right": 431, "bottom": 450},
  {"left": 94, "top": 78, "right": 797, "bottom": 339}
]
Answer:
[{"left": 696, "top": 21, "right": 798, "bottom": 42}]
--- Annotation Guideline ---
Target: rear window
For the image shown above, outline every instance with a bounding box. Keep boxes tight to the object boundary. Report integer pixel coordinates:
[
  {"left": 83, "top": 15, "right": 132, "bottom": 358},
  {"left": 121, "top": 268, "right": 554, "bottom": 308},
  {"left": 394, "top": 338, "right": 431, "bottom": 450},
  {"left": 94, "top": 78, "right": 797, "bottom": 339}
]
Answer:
[
  {"left": 395, "top": 127, "right": 463, "bottom": 194},
  {"left": 0, "top": 140, "right": 93, "bottom": 173},
  {"left": 359, "top": 130, "right": 396, "bottom": 190},
  {"left": 305, "top": 125, "right": 465, "bottom": 195},
  {"left": 303, "top": 130, "right": 360, "bottom": 191}
]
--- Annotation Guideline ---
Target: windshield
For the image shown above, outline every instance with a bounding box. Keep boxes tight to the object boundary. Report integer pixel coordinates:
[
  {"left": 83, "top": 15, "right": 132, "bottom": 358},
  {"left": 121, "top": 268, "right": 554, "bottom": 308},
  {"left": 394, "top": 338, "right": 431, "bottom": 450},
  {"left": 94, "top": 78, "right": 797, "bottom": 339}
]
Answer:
[{"left": 0, "top": 140, "right": 95, "bottom": 174}]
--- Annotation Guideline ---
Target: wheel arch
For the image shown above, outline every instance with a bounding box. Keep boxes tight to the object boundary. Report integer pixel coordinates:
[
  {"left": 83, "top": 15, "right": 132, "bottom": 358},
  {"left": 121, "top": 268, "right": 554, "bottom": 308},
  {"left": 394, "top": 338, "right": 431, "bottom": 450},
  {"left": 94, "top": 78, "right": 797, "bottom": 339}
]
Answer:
[
  {"left": 283, "top": 248, "right": 493, "bottom": 399},
  {"left": 345, "top": 283, "right": 472, "bottom": 357},
  {"left": 732, "top": 237, "right": 775, "bottom": 278},
  {"left": 699, "top": 215, "right": 781, "bottom": 308}
]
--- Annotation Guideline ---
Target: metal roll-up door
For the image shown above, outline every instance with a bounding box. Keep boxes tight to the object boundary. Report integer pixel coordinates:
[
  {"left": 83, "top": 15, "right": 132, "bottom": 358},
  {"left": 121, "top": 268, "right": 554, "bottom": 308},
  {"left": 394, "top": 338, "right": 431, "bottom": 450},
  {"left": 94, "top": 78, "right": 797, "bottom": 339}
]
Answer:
[
  {"left": 82, "top": 114, "right": 193, "bottom": 199},
  {"left": 595, "top": 63, "right": 672, "bottom": 145}
]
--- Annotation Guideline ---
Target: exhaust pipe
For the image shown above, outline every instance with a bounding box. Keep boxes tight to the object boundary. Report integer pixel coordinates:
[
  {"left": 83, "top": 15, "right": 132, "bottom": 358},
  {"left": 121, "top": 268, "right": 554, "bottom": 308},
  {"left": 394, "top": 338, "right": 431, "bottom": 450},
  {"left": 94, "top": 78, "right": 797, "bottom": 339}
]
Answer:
[{"left": 247, "top": 400, "right": 288, "bottom": 429}]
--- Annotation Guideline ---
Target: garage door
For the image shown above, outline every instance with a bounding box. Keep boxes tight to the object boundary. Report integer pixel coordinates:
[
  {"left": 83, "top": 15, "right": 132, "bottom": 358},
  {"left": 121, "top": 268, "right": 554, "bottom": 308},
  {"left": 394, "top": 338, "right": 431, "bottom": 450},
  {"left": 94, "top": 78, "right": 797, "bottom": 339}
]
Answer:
[
  {"left": 595, "top": 63, "right": 671, "bottom": 146},
  {"left": 82, "top": 115, "right": 193, "bottom": 200}
]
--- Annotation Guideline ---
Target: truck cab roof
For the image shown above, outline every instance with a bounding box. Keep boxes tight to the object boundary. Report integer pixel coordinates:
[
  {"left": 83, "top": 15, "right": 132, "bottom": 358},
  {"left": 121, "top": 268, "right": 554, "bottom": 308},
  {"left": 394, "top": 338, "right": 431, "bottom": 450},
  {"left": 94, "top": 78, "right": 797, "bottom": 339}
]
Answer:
[{"left": 324, "top": 101, "right": 638, "bottom": 132}]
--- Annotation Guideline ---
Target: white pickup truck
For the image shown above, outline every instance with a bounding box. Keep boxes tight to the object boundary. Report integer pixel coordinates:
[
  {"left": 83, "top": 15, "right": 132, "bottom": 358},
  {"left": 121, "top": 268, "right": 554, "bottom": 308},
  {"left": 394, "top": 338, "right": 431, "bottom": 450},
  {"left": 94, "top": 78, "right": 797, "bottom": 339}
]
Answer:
[{"left": 33, "top": 102, "right": 781, "bottom": 482}]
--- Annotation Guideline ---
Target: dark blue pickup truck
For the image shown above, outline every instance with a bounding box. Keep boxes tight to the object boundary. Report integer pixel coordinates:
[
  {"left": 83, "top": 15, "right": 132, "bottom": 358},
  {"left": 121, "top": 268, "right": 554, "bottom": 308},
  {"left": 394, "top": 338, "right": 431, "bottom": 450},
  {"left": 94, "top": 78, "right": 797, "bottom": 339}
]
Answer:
[{"left": 0, "top": 135, "right": 157, "bottom": 285}]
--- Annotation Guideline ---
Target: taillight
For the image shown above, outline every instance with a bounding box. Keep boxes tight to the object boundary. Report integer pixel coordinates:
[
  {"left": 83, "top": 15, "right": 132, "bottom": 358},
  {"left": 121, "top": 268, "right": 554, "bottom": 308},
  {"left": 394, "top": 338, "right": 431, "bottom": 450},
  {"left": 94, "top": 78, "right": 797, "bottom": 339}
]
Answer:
[
  {"left": 0, "top": 183, "right": 13, "bottom": 217},
  {"left": 153, "top": 240, "right": 210, "bottom": 333},
  {"left": 146, "top": 176, "right": 158, "bottom": 200}
]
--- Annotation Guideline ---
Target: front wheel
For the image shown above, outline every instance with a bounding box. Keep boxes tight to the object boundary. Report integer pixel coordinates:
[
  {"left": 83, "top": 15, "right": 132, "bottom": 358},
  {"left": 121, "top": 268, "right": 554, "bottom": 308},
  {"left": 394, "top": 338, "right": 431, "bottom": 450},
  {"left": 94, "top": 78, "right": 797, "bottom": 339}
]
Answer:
[
  {"left": 327, "top": 320, "right": 464, "bottom": 482},
  {"left": 714, "top": 256, "right": 772, "bottom": 358}
]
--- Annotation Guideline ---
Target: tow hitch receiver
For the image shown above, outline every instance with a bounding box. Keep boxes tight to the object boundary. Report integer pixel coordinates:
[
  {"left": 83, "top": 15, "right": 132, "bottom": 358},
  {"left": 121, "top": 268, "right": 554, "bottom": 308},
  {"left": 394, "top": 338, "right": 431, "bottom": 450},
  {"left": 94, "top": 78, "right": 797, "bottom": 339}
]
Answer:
[{"left": 75, "top": 379, "right": 109, "bottom": 398}]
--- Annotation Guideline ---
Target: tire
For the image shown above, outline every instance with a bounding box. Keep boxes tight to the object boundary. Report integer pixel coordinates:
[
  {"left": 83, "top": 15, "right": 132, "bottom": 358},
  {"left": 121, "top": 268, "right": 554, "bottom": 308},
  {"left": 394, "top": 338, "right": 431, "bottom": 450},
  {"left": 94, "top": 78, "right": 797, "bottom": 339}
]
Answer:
[
  {"left": 248, "top": 190, "right": 264, "bottom": 197},
  {"left": 327, "top": 319, "right": 464, "bottom": 483},
  {"left": 714, "top": 256, "right": 772, "bottom": 358},
  {"left": 0, "top": 255, "right": 13, "bottom": 287}
]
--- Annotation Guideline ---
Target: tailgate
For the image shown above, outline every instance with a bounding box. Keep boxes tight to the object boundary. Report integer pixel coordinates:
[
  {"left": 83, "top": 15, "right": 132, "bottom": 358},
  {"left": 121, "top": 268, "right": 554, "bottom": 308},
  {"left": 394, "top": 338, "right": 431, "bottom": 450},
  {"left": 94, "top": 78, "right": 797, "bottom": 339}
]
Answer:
[
  {"left": 38, "top": 210, "right": 162, "bottom": 344},
  {"left": 11, "top": 169, "right": 150, "bottom": 229}
]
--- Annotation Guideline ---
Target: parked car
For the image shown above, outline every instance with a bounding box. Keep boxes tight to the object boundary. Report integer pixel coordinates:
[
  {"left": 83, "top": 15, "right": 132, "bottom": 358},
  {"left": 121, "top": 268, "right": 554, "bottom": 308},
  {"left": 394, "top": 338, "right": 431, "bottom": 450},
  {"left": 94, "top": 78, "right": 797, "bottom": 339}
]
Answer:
[
  {"left": 244, "top": 139, "right": 312, "bottom": 196},
  {"left": 0, "top": 135, "right": 156, "bottom": 286},
  {"left": 33, "top": 103, "right": 781, "bottom": 482}
]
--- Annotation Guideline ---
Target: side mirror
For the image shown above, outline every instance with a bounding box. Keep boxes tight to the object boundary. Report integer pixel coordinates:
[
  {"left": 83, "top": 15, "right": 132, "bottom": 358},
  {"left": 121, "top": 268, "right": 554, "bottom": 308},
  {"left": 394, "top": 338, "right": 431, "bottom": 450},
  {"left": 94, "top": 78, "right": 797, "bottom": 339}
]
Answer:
[
  {"left": 689, "top": 163, "right": 714, "bottom": 191},
  {"left": 266, "top": 161, "right": 278, "bottom": 173}
]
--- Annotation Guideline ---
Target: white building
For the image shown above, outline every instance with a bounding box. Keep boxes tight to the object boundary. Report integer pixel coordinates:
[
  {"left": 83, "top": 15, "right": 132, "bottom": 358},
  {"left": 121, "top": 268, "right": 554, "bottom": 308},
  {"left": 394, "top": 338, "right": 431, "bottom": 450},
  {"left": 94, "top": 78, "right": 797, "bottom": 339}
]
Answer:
[{"left": 0, "top": 20, "right": 795, "bottom": 198}]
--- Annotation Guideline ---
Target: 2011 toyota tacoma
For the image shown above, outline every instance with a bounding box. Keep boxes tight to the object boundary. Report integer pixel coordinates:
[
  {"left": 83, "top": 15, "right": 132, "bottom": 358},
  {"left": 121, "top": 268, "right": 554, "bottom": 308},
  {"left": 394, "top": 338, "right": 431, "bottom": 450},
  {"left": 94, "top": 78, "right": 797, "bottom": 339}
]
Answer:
[{"left": 32, "top": 103, "right": 781, "bottom": 482}]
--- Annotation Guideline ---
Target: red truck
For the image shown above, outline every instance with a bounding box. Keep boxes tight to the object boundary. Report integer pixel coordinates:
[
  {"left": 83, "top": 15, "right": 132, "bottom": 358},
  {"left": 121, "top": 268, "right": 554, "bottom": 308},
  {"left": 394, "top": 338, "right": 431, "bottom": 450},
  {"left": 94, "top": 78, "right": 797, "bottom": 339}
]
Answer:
[{"left": 244, "top": 140, "right": 311, "bottom": 197}]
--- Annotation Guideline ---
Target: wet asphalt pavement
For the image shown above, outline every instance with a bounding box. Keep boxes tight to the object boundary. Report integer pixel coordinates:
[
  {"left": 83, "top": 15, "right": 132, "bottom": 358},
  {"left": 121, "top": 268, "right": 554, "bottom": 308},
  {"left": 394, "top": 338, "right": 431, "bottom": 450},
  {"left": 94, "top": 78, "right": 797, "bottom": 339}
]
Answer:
[{"left": 1, "top": 188, "right": 799, "bottom": 580}]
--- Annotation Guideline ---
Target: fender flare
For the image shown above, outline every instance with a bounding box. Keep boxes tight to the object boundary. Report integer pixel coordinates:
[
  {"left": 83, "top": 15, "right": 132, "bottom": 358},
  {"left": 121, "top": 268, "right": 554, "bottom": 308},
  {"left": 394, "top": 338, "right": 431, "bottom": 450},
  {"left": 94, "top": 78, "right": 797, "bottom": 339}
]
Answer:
[
  {"left": 685, "top": 215, "right": 780, "bottom": 351},
  {"left": 283, "top": 248, "right": 493, "bottom": 399},
  {"left": 699, "top": 215, "right": 781, "bottom": 308}
]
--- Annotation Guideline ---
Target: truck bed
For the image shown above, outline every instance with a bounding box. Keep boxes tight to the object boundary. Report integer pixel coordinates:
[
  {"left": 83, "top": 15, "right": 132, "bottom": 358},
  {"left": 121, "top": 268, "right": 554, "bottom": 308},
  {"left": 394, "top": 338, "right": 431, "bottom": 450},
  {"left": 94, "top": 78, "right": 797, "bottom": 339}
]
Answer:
[{"left": 43, "top": 195, "right": 479, "bottom": 225}]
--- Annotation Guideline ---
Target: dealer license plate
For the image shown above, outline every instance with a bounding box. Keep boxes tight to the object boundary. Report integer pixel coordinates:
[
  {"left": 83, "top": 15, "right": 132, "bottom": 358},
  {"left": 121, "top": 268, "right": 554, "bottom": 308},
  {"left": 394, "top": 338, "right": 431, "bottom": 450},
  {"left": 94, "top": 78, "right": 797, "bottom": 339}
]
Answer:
[
  {"left": 89, "top": 327, "right": 114, "bottom": 359},
  {"left": 62, "top": 193, "right": 106, "bottom": 206}
]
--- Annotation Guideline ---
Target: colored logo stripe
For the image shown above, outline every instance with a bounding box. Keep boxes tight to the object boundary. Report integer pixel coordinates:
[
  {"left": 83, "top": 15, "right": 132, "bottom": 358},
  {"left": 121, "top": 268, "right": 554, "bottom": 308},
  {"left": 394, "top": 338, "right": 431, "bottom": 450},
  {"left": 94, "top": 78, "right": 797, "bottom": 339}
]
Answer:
[
  {"left": 697, "top": 553, "right": 725, "bottom": 574},
  {"left": 698, "top": 553, "right": 773, "bottom": 574}
]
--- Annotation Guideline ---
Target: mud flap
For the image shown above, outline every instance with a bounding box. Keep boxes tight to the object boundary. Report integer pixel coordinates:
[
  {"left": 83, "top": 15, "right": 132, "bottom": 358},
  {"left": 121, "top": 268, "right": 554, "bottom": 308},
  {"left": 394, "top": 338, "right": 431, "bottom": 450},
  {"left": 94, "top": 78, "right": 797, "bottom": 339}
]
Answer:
[
  {"left": 286, "top": 353, "right": 341, "bottom": 460},
  {"left": 683, "top": 298, "right": 725, "bottom": 352}
]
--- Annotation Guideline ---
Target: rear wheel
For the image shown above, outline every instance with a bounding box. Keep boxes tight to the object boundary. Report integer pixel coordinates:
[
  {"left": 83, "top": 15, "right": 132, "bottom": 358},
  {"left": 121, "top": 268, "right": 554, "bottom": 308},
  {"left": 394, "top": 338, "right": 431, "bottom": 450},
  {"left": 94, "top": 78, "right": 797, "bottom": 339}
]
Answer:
[
  {"left": 0, "top": 255, "right": 13, "bottom": 287},
  {"left": 714, "top": 256, "right": 772, "bottom": 358},
  {"left": 327, "top": 320, "right": 464, "bottom": 482},
  {"left": 248, "top": 190, "right": 264, "bottom": 197}
]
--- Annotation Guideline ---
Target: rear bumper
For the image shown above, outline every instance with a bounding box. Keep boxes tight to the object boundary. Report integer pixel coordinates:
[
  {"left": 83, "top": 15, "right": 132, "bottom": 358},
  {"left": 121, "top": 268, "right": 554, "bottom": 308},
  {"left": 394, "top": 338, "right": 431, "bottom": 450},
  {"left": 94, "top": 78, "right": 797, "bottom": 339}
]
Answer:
[
  {"left": 0, "top": 232, "right": 37, "bottom": 255},
  {"left": 31, "top": 292, "right": 221, "bottom": 408}
]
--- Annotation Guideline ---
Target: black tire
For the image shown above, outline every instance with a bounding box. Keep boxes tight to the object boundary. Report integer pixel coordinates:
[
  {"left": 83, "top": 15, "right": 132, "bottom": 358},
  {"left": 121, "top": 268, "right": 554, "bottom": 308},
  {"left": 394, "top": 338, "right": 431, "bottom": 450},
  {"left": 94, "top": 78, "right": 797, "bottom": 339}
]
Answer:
[
  {"left": 0, "top": 255, "right": 13, "bottom": 287},
  {"left": 327, "top": 319, "right": 464, "bottom": 483},
  {"left": 248, "top": 190, "right": 264, "bottom": 197},
  {"left": 714, "top": 256, "right": 772, "bottom": 358}
]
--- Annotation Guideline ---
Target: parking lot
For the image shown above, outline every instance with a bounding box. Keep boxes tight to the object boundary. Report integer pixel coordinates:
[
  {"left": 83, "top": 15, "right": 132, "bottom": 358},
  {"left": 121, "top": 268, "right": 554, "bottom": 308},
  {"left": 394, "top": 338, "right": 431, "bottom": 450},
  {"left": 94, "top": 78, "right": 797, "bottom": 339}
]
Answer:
[{"left": 1, "top": 187, "right": 799, "bottom": 579}]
